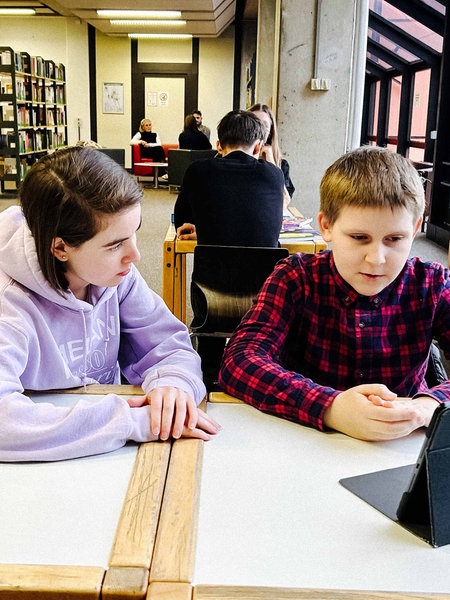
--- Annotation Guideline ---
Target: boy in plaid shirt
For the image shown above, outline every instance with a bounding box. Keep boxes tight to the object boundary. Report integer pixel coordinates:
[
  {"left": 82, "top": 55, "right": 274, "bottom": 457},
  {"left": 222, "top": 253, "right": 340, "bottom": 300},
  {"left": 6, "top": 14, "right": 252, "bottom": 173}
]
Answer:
[{"left": 219, "top": 146, "right": 450, "bottom": 441}]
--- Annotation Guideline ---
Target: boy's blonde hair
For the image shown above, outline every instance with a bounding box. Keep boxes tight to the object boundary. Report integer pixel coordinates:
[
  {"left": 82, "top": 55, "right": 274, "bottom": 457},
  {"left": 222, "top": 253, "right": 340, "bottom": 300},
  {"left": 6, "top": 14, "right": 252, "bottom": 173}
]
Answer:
[{"left": 320, "top": 146, "right": 425, "bottom": 224}]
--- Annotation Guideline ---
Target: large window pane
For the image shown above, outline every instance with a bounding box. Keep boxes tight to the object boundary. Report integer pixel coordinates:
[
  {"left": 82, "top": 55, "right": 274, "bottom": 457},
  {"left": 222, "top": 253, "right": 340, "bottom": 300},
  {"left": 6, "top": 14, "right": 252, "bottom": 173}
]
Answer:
[
  {"left": 409, "top": 69, "right": 431, "bottom": 162},
  {"left": 370, "top": 0, "right": 443, "bottom": 52}
]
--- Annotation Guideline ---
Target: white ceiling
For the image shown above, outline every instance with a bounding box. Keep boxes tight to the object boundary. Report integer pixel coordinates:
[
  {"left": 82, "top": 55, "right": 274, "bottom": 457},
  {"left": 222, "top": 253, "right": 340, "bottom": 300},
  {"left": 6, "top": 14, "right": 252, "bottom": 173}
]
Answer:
[{"left": 0, "top": 0, "right": 255, "bottom": 38}]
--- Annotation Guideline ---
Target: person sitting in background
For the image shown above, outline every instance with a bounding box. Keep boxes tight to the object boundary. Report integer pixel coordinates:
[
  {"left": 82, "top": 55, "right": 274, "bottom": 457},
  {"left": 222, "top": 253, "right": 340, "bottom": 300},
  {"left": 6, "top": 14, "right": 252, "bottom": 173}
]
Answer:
[
  {"left": 249, "top": 103, "right": 295, "bottom": 208},
  {"left": 174, "top": 109, "right": 284, "bottom": 246},
  {"left": 0, "top": 146, "right": 220, "bottom": 462},
  {"left": 130, "top": 118, "right": 167, "bottom": 177},
  {"left": 174, "top": 109, "right": 285, "bottom": 390},
  {"left": 178, "top": 114, "right": 212, "bottom": 150},
  {"left": 192, "top": 109, "right": 211, "bottom": 141},
  {"left": 219, "top": 146, "right": 450, "bottom": 442}
]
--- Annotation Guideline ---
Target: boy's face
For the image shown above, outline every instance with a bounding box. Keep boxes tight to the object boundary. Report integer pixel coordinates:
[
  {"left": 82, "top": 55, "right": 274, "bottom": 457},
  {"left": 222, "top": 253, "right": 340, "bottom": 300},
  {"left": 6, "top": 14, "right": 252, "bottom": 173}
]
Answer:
[{"left": 318, "top": 205, "right": 422, "bottom": 296}]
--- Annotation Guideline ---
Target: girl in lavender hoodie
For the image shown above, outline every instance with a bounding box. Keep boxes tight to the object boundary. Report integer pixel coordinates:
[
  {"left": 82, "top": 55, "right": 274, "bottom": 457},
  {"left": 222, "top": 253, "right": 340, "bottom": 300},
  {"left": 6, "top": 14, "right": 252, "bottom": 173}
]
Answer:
[{"left": 0, "top": 146, "right": 220, "bottom": 461}]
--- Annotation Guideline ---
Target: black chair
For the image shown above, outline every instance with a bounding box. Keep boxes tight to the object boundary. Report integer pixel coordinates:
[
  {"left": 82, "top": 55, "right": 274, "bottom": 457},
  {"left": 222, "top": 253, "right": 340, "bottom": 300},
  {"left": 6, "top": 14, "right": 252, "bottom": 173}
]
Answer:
[
  {"left": 97, "top": 148, "right": 125, "bottom": 167},
  {"left": 168, "top": 148, "right": 217, "bottom": 192},
  {"left": 190, "top": 245, "right": 289, "bottom": 389}
]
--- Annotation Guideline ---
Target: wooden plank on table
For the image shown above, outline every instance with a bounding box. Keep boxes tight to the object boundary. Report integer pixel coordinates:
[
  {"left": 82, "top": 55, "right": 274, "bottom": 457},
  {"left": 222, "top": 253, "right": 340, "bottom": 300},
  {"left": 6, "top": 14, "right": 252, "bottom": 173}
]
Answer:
[
  {"left": 109, "top": 442, "right": 171, "bottom": 569},
  {"left": 102, "top": 567, "right": 149, "bottom": 599},
  {"left": 193, "top": 586, "right": 450, "bottom": 600},
  {"left": 208, "top": 392, "right": 243, "bottom": 404},
  {"left": 41, "top": 385, "right": 144, "bottom": 396},
  {"left": 149, "top": 439, "right": 203, "bottom": 583},
  {"left": 147, "top": 582, "right": 192, "bottom": 600},
  {"left": 0, "top": 564, "right": 103, "bottom": 599}
]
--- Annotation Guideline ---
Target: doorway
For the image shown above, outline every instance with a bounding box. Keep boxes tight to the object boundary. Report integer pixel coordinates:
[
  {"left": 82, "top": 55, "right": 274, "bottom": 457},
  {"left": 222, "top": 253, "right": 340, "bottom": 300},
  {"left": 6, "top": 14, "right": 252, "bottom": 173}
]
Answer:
[{"left": 144, "top": 76, "right": 185, "bottom": 145}]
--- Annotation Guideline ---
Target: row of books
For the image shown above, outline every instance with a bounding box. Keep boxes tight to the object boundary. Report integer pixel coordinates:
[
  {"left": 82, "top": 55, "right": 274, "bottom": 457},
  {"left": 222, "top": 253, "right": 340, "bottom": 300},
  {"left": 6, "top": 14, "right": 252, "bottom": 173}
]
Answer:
[
  {"left": 18, "top": 129, "right": 65, "bottom": 153},
  {"left": 0, "top": 50, "right": 65, "bottom": 81},
  {"left": 16, "top": 105, "right": 66, "bottom": 127},
  {"left": 0, "top": 129, "right": 65, "bottom": 153}
]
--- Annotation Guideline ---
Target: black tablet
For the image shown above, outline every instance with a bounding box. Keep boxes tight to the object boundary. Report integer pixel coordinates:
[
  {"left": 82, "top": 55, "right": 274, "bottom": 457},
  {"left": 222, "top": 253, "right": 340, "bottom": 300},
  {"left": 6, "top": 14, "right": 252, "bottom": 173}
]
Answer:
[
  {"left": 396, "top": 401, "right": 450, "bottom": 525},
  {"left": 340, "top": 401, "right": 450, "bottom": 547}
]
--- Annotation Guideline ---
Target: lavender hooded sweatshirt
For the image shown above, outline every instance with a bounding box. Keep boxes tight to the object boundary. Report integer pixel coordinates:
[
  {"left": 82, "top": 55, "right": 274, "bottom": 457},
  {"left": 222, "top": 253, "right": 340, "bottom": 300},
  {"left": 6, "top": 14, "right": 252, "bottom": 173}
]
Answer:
[{"left": 0, "top": 206, "right": 206, "bottom": 461}]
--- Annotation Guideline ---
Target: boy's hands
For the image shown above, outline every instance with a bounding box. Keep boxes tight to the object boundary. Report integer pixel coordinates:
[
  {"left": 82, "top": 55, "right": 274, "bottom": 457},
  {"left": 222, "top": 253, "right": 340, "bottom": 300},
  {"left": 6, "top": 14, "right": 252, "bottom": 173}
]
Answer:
[
  {"left": 127, "top": 387, "right": 221, "bottom": 441},
  {"left": 323, "top": 384, "right": 439, "bottom": 441}
]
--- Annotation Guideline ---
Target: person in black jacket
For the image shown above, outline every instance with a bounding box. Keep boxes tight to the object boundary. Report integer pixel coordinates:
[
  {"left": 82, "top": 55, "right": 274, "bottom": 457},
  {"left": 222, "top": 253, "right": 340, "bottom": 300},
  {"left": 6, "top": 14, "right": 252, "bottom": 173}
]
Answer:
[
  {"left": 178, "top": 114, "right": 212, "bottom": 150},
  {"left": 174, "top": 109, "right": 284, "bottom": 246},
  {"left": 174, "top": 109, "right": 284, "bottom": 390}
]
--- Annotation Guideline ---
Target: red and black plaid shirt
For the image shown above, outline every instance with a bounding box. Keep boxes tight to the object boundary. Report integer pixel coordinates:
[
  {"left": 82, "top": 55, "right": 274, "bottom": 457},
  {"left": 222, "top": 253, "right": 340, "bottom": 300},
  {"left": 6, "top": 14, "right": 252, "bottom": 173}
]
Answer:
[{"left": 219, "top": 251, "right": 450, "bottom": 430}]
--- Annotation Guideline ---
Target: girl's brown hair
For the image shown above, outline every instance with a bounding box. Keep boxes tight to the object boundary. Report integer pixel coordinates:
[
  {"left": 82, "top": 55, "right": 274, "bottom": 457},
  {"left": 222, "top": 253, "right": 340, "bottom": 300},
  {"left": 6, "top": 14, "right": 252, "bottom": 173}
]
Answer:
[{"left": 20, "top": 146, "right": 143, "bottom": 292}]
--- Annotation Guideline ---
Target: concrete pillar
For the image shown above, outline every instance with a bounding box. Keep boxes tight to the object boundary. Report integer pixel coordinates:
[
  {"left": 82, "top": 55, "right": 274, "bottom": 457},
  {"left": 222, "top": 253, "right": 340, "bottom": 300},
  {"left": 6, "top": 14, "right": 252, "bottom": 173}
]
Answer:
[{"left": 275, "top": 0, "right": 368, "bottom": 220}]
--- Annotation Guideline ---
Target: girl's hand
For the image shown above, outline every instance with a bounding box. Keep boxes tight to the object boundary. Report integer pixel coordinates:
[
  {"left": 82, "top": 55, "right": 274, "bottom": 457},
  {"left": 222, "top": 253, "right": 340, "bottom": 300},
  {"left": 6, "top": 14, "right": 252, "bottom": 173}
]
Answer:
[{"left": 127, "top": 388, "right": 221, "bottom": 441}]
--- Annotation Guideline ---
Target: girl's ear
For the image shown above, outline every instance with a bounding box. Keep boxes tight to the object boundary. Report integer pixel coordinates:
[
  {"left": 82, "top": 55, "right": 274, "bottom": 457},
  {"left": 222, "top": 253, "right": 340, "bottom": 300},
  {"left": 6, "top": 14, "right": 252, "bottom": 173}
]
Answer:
[
  {"left": 51, "top": 237, "right": 68, "bottom": 262},
  {"left": 317, "top": 211, "right": 333, "bottom": 242}
]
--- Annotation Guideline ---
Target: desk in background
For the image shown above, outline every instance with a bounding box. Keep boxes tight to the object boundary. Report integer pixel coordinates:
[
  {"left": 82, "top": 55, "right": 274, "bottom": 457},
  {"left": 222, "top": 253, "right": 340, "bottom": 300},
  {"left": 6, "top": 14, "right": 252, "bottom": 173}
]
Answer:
[
  {"left": 162, "top": 210, "right": 328, "bottom": 323},
  {"left": 134, "top": 162, "right": 167, "bottom": 189}
]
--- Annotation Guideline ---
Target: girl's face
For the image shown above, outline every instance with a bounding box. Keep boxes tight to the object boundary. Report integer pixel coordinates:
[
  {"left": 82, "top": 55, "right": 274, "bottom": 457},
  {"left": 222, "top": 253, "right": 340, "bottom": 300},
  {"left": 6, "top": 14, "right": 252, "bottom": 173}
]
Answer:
[
  {"left": 142, "top": 121, "right": 152, "bottom": 131},
  {"left": 53, "top": 205, "right": 142, "bottom": 300}
]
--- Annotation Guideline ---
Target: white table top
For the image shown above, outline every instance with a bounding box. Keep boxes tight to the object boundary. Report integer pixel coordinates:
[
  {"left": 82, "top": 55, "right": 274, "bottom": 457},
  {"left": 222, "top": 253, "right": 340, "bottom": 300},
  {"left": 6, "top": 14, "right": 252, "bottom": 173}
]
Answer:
[
  {"left": 194, "top": 403, "right": 450, "bottom": 593},
  {"left": 0, "top": 393, "right": 138, "bottom": 567}
]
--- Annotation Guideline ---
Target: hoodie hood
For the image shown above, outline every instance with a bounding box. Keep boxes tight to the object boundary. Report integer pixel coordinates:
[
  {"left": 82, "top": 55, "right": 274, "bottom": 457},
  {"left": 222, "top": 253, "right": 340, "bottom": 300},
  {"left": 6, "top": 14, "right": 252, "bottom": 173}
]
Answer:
[{"left": 0, "top": 206, "right": 113, "bottom": 309}]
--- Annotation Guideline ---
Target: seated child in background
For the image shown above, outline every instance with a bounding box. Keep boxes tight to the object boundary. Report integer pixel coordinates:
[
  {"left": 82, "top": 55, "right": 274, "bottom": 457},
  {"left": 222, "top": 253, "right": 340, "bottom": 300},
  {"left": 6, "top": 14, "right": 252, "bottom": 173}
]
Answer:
[
  {"left": 174, "top": 109, "right": 284, "bottom": 247},
  {"left": 219, "top": 146, "right": 450, "bottom": 441},
  {"left": 0, "top": 146, "right": 220, "bottom": 462}
]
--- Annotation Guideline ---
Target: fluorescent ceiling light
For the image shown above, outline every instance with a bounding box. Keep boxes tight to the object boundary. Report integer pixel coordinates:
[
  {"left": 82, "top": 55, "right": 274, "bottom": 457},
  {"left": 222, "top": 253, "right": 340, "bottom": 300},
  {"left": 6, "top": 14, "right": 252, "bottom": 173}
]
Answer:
[
  {"left": 111, "top": 20, "right": 186, "bottom": 26},
  {"left": 98, "top": 10, "right": 182, "bottom": 19},
  {"left": 128, "top": 33, "right": 192, "bottom": 39},
  {"left": 0, "top": 8, "right": 36, "bottom": 14}
]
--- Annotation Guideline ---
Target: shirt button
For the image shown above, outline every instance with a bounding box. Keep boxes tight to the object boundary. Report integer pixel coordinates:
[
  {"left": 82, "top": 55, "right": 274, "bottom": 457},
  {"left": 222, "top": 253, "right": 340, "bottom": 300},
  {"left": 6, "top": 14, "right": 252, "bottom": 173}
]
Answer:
[
  {"left": 357, "top": 371, "right": 364, "bottom": 379},
  {"left": 373, "top": 297, "right": 380, "bottom": 305},
  {"left": 344, "top": 296, "right": 351, "bottom": 304},
  {"left": 358, "top": 322, "right": 365, "bottom": 328}
]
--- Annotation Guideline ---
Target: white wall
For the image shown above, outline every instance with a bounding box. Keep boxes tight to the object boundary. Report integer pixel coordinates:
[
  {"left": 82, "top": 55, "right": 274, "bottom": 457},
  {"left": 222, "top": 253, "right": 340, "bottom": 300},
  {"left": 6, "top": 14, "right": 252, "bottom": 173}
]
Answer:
[
  {"left": 95, "top": 33, "right": 131, "bottom": 159},
  {"left": 0, "top": 17, "right": 90, "bottom": 147},
  {"left": 198, "top": 28, "right": 235, "bottom": 147}
]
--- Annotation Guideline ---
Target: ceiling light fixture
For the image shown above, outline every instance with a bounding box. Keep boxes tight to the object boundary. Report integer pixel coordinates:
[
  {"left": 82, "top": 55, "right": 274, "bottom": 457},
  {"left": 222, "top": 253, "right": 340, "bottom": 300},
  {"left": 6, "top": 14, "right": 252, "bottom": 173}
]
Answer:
[
  {"left": 0, "top": 8, "right": 36, "bottom": 15},
  {"left": 98, "top": 10, "right": 182, "bottom": 19},
  {"left": 111, "top": 20, "right": 186, "bottom": 26},
  {"left": 128, "top": 33, "right": 192, "bottom": 39}
]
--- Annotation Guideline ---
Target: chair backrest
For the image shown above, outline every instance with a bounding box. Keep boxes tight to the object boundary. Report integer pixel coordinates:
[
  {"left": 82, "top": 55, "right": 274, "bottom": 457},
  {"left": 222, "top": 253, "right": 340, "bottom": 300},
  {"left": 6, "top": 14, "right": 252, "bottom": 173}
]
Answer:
[
  {"left": 191, "top": 245, "right": 289, "bottom": 334},
  {"left": 97, "top": 148, "right": 125, "bottom": 166},
  {"left": 168, "top": 148, "right": 217, "bottom": 186}
]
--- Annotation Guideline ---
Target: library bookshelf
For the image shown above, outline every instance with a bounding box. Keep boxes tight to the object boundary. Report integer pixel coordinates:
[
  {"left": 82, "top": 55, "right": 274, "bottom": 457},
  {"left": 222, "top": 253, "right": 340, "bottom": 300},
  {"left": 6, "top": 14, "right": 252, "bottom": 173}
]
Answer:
[{"left": 0, "top": 47, "right": 67, "bottom": 193}]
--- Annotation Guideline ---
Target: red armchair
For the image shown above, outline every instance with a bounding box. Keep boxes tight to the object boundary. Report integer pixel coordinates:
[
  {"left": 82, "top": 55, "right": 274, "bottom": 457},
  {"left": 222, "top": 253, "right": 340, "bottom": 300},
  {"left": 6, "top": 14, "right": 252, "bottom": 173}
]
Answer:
[
  {"left": 132, "top": 143, "right": 179, "bottom": 177},
  {"left": 132, "top": 144, "right": 154, "bottom": 176}
]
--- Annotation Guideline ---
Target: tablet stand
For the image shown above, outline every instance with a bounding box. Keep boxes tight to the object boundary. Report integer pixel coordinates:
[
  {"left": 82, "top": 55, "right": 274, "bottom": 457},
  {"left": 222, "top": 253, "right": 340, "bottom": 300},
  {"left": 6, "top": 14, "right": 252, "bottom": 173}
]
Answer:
[{"left": 340, "top": 446, "right": 450, "bottom": 547}]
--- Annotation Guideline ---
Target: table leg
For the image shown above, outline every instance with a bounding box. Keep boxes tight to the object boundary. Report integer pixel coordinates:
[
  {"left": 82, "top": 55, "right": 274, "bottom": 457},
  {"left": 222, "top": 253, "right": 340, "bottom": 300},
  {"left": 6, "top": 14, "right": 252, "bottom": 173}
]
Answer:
[
  {"left": 162, "top": 238, "right": 176, "bottom": 314},
  {"left": 154, "top": 165, "right": 160, "bottom": 189}
]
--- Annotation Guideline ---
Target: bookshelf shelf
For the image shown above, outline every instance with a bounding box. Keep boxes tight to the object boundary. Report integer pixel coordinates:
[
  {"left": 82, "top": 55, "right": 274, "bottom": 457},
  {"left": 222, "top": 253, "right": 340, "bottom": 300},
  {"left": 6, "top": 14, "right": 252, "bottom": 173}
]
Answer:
[{"left": 0, "top": 47, "right": 67, "bottom": 193}]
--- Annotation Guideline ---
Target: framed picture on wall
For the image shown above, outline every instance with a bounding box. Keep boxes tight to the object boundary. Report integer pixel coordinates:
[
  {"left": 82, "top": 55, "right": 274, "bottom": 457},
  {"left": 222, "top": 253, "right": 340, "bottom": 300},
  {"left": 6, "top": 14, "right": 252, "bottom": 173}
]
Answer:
[{"left": 102, "top": 83, "right": 124, "bottom": 114}]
